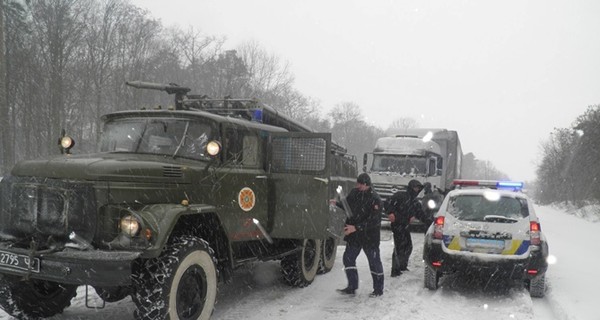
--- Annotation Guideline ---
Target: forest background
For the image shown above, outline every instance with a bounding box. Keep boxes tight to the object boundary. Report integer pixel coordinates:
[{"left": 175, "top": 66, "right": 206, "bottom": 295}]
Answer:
[{"left": 1, "top": 0, "right": 598, "bottom": 207}]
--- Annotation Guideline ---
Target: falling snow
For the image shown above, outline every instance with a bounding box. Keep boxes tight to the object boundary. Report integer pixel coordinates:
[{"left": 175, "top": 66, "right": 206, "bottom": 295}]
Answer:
[{"left": 0, "top": 204, "right": 597, "bottom": 320}]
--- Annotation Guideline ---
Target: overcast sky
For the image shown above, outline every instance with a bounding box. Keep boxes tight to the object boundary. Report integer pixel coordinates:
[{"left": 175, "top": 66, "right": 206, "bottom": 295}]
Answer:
[{"left": 131, "top": 0, "right": 600, "bottom": 181}]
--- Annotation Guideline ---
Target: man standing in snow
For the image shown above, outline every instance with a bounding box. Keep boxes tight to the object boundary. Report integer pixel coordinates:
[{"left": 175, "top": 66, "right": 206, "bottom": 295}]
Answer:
[
  {"left": 331, "top": 173, "right": 384, "bottom": 297},
  {"left": 387, "top": 179, "right": 426, "bottom": 277}
]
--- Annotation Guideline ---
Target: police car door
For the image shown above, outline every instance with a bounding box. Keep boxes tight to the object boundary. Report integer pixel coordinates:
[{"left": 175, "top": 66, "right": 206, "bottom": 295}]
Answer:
[{"left": 268, "top": 132, "right": 331, "bottom": 239}]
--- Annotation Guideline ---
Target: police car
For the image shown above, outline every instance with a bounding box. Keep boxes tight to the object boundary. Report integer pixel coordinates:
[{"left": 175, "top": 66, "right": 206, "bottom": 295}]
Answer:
[{"left": 422, "top": 180, "right": 549, "bottom": 297}]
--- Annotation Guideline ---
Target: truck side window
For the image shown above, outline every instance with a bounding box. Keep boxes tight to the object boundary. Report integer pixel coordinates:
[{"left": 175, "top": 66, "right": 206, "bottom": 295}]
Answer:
[
  {"left": 224, "top": 129, "right": 262, "bottom": 168},
  {"left": 428, "top": 158, "right": 437, "bottom": 176},
  {"left": 225, "top": 129, "right": 243, "bottom": 164},
  {"left": 242, "top": 135, "right": 260, "bottom": 167}
]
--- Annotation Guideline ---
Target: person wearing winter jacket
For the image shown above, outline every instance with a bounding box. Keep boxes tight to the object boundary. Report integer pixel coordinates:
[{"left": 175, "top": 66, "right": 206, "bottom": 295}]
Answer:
[
  {"left": 331, "top": 173, "right": 384, "bottom": 297},
  {"left": 386, "top": 179, "right": 426, "bottom": 277}
]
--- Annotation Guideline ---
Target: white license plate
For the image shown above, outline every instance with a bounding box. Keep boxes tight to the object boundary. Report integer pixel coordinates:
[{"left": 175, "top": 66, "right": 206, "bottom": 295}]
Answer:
[
  {"left": 466, "top": 238, "right": 505, "bottom": 250},
  {"left": 0, "top": 250, "right": 40, "bottom": 273}
]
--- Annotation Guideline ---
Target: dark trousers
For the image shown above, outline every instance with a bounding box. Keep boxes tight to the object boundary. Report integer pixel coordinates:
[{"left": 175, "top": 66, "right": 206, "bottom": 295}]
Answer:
[
  {"left": 342, "top": 242, "right": 384, "bottom": 293},
  {"left": 391, "top": 226, "right": 412, "bottom": 275}
]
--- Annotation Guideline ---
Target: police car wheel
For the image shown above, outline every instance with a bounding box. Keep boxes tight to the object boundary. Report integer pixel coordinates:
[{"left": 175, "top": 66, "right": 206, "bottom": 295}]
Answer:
[
  {"left": 132, "top": 235, "right": 218, "bottom": 320},
  {"left": 424, "top": 265, "right": 440, "bottom": 290},
  {"left": 528, "top": 274, "right": 546, "bottom": 298},
  {"left": 281, "top": 239, "right": 322, "bottom": 287},
  {"left": 0, "top": 275, "right": 78, "bottom": 319},
  {"left": 317, "top": 236, "right": 338, "bottom": 274}
]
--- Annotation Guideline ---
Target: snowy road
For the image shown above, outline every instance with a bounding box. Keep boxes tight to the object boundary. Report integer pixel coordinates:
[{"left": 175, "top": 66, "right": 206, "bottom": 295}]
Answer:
[{"left": 1, "top": 204, "right": 597, "bottom": 319}]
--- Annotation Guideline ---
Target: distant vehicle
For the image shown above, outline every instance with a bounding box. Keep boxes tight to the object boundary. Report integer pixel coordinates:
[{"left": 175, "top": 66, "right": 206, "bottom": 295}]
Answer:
[
  {"left": 0, "top": 81, "right": 357, "bottom": 319},
  {"left": 422, "top": 179, "right": 549, "bottom": 298},
  {"left": 364, "top": 128, "right": 462, "bottom": 227}
]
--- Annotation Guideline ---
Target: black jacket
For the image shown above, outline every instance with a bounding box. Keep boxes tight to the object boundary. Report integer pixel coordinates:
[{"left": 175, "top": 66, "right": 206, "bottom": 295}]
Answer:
[
  {"left": 387, "top": 187, "right": 426, "bottom": 229},
  {"left": 338, "top": 187, "right": 382, "bottom": 247}
]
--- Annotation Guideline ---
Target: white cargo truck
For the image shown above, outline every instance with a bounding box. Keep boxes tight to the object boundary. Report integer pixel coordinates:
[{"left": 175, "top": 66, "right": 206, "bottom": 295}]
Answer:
[{"left": 363, "top": 128, "right": 462, "bottom": 226}]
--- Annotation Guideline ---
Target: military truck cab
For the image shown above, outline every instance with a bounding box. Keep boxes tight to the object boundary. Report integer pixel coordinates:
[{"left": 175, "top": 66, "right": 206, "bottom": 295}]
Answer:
[{"left": 0, "top": 82, "right": 356, "bottom": 320}]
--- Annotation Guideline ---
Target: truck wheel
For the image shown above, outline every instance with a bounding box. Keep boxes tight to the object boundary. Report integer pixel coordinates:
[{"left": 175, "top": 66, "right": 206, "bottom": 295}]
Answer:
[
  {"left": 528, "top": 274, "right": 546, "bottom": 298},
  {"left": 132, "top": 235, "right": 218, "bottom": 320},
  {"left": 0, "top": 274, "right": 77, "bottom": 319},
  {"left": 424, "top": 265, "right": 440, "bottom": 290},
  {"left": 281, "top": 239, "right": 322, "bottom": 287},
  {"left": 317, "top": 236, "right": 338, "bottom": 274},
  {"left": 94, "top": 286, "right": 131, "bottom": 303}
]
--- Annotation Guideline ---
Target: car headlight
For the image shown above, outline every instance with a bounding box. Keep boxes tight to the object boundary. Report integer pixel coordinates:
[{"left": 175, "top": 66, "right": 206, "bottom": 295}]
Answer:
[{"left": 120, "top": 215, "right": 140, "bottom": 237}]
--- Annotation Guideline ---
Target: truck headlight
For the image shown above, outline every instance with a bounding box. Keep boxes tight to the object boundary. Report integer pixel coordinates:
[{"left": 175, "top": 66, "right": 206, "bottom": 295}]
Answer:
[
  {"left": 427, "top": 199, "right": 437, "bottom": 209},
  {"left": 206, "top": 140, "right": 221, "bottom": 156},
  {"left": 60, "top": 136, "right": 75, "bottom": 149},
  {"left": 120, "top": 215, "right": 140, "bottom": 237}
]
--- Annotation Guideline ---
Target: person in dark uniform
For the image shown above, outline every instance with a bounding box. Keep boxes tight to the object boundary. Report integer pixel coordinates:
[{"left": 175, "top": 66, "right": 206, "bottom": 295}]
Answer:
[
  {"left": 331, "top": 173, "right": 384, "bottom": 297},
  {"left": 386, "top": 179, "right": 426, "bottom": 277},
  {"left": 421, "top": 182, "right": 444, "bottom": 224}
]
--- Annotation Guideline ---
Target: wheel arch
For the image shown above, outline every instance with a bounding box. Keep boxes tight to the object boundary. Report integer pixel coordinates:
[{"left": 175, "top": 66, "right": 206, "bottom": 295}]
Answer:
[{"left": 137, "top": 204, "right": 233, "bottom": 282}]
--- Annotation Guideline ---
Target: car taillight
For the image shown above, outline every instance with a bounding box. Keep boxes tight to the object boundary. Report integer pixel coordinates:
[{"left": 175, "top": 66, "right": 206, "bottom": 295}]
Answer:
[
  {"left": 527, "top": 269, "right": 538, "bottom": 275},
  {"left": 530, "top": 221, "right": 541, "bottom": 245},
  {"left": 433, "top": 216, "right": 445, "bottom": 239}
]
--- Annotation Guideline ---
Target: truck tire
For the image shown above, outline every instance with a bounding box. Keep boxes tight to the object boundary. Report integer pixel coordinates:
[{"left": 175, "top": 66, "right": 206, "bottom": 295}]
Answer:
[
  {"left": 132, "top": 235, "right": 218, "bottom": 320},
  {"left": 0, "top": 275, "right": 77, "bottom": 319},
  {"left": 317, "top": 236, "right": 338, "bottom": 274},
  {"left": 424, "top": 265, "right": 440, "bottom": 290},
  {"left": 281, "top": 239, "right": 322, "bottom": 287},
  {"left": 94, "top": 286, "right": 131, "bottom": 303},
  {"left": 528, "top": 274, "right": 546, "bottom": 298}
]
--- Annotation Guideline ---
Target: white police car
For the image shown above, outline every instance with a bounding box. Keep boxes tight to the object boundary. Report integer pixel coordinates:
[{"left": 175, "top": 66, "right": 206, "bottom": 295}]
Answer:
[{"left": 422, "top": 180, "right": 549, "bottom": 297}]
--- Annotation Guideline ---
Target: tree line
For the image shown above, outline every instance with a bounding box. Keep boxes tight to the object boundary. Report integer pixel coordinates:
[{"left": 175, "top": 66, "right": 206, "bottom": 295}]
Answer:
[
  {"left": 534, "top": 105, "right": 600, "bottom": 206},
  {"left": 0, "top": 0, "right": 504, "bottom": 182}
]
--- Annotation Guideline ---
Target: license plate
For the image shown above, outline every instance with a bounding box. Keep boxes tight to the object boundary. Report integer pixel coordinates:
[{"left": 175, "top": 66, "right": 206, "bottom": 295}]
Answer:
[
  {"left": 0, "top": 250, "right": 40, "bottom": 273},
  {"left": 466, "top": 238, "right": 505, "bottom": 250}
]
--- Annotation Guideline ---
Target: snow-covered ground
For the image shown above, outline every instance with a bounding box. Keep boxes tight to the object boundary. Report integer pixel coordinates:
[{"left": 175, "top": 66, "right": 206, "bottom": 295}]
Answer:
[{"left": 0, "top": 204, "right": 597, "bottom": 320}]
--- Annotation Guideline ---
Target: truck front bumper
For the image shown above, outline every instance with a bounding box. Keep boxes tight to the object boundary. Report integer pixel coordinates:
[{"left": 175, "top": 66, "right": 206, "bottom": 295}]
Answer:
[{"left": 0, "top": 243, "right": 141, "bottom": 286}]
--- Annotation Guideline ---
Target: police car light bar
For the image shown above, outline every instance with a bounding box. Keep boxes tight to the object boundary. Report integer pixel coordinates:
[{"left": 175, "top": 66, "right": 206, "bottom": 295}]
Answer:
[{"left": 452, "top": 180, "right": 524, "bottom": 190}]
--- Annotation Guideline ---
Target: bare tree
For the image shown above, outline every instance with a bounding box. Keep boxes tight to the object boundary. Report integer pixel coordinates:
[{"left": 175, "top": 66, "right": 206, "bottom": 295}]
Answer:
[
  {"left": 0, "top": 0, "right": 7, "bottom": 174},
  {"left": 385, "top": 117, "right": 419, "bottom": 136},
  {"left": 28, "top": 0, "right": 88, "bottom": 155},
  {"left": 328, "top": 102, "right": 384, "bottom": 160},
  {"left": 236, "top": 40, "right": 293, "bottom": 99}
]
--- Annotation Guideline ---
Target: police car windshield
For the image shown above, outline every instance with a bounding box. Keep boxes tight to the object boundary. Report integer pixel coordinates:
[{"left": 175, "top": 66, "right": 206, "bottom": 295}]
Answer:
[
  {"left": 371, "top": 155, "right": 427, "bottom": 175},
  {"left": 447, "top": 194, "right": 529, "bottom": 221},
  {"left": 99, "top": 118, "right": 215, "bottom": 160}
]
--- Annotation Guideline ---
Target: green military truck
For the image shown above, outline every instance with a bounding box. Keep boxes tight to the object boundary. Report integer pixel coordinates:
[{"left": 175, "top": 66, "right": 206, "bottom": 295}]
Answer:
[{"left": 0, "top": 82, "right": 357, "bottom": 320}]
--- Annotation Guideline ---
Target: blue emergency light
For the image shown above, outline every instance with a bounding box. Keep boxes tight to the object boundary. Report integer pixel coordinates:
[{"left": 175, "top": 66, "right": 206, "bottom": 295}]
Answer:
[
  {"left": 252, "top": 109, "right": 263, "bottom": 123},
  {"left": 496, "top": 181, "right": 524, "bottom": 189}
]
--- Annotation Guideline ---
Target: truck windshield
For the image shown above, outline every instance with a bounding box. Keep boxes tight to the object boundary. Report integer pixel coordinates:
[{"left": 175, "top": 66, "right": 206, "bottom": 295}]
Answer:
[
  {"left": 99, "top": 118, "right": 215, "bottom": 160},
  {"left": 371, "top": 154, "right": 427, "bottom": 175}
]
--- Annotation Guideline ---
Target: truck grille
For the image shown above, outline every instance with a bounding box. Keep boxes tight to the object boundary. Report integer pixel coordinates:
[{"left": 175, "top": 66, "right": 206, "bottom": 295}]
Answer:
[
  {"left": 0, "top": 176, "right": 96, "bottom": 247},
  {"left": 163, "top": 166, "right": 183, "bottom": 178},
  {"left": 372, "top": 183, "right": 408, "bottom": 202}
]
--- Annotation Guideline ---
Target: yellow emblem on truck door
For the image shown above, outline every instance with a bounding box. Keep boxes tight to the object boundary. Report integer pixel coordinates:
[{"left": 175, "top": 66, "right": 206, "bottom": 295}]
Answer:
[{"left": 238, "top": 187, "right": 256, "bottom": 212}]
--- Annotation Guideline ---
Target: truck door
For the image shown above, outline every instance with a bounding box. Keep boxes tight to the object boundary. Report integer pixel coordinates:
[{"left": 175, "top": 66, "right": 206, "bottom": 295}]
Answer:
[{"left": 267, "top": 132, "right": 331, "bottom": 239}]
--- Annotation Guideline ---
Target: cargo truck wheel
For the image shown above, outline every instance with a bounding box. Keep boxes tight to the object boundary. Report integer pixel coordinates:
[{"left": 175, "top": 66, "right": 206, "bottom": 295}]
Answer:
[
  {"left": 281, "top": 239, "right": 322, "bottom": 287},
  {"left": 94, "top": 286, "right": 131, "bottom": 302},
  {"left": 317, "top": 236, "right": 338, "bottom": 274},
  {"left": 132, "top": 235, "right": 218, "bottom": 320},
  {"left": 0, "top": 275, "right": 77, "bottom": 319},
  {"left": 424, "top": 265, "right": 440, "bottom": 290},
  {"left": 528, "top": 274, "right": 546, "bottom": 298}
]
